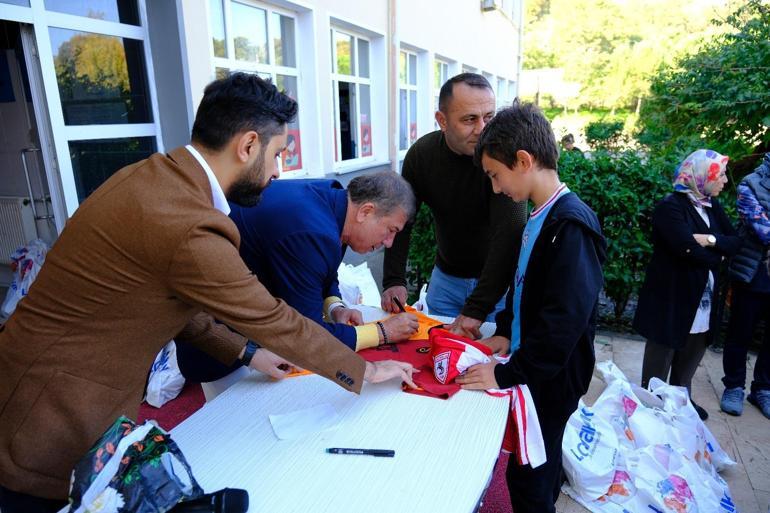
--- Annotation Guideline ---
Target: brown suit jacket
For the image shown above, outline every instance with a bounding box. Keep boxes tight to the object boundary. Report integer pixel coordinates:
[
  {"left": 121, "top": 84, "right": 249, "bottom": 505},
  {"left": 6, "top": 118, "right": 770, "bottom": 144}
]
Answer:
[{"left": 0, "top": 147, "right": 365, "bottom": 499}]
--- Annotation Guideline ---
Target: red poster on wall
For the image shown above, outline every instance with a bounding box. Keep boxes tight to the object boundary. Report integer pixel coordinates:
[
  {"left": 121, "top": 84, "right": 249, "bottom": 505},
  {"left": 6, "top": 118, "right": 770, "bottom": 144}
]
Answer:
[
  {"left": 281, "top": 129, "right": 302, "bottom": 172},
  {"left": 360, "top": 122, "right": 372, "bottom": 157}
]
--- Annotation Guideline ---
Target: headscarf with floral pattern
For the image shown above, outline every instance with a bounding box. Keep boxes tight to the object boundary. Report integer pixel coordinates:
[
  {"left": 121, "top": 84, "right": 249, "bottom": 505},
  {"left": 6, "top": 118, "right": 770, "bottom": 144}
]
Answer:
[{"left": 672, "top": 149, "right": 729, "bottom": 207}]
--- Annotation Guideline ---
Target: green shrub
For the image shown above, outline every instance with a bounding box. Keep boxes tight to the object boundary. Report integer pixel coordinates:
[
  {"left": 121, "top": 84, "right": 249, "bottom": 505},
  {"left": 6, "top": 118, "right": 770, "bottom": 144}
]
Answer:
[
  {"left": 405, "top": 203, "right": 436, "bottom": 302},
  {"left": 585, "top": 120, "right": 626, "bottom": 150},
  {"left": 559, "top": 149, "right": 672, "bottom": 321}
]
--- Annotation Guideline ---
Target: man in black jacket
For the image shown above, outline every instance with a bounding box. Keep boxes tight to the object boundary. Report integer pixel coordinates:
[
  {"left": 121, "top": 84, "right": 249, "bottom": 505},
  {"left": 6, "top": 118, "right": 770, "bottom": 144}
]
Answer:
[
  {"left": 457, "top": 103, "right": 606, "bottom": 513},
  {"left": 381, "top": 73, "right": 527, "bottom": 338}
]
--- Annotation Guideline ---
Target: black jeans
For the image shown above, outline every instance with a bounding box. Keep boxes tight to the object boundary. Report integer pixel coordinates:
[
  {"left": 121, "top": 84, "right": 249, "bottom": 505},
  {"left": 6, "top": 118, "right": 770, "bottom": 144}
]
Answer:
[
  {"left": 722, "top": 285, "right": 770, "bottom": 393},
  {"left": 0, "top": 485, "right": 66, "bottom": 513}
]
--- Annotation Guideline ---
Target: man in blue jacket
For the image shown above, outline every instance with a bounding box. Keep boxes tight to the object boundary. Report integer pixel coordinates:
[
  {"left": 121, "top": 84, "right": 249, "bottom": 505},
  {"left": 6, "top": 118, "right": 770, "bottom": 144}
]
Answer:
[
  {"left": 456, "top": 102, "right": 606, "bottom": 513},
  {"left": 176, "top": 172, "right": 420, "bottom": 383}
]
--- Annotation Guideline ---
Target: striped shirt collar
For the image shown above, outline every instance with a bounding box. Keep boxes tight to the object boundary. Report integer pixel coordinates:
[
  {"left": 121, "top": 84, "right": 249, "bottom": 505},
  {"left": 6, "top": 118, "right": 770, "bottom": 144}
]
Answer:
[{"left": 531, "top": 183, "right": 568, "bottom": 219}]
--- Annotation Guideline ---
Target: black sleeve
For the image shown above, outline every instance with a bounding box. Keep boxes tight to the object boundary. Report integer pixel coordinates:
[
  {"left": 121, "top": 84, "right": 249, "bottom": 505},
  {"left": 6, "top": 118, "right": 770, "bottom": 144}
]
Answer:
[
  {"left": 460, "top": 196, "right": 526, "bottom": 320},
  {"left": 712, "top": 200, "right": 742, "bottom": 257},
  {"left": 492, "top": 285, "right": 514, "bottom": 339},
  {"left": 383, "top": 147, "right": 422, "bottom": 290},
  {"left": 653, "top": 198, "right": 722, "bottom": 268},
  {"left": 493, "top": 222, "right": 604, "bottom": 389},
  {"left": 493, "top": 225, "right": 523, "bottom": 339}
]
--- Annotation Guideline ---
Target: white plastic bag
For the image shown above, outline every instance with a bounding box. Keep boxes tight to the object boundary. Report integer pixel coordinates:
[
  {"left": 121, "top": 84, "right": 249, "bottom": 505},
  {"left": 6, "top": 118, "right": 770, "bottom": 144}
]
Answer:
[
  {"left": 1, "top": 239, "right": 48, "bottom": 317},
  {"left": 562, "top": 400, "right": 620, "bottom": 502},
  {"left": 336, "top": 262, "right": 381, "bottom": 307},
  {"left": 565, "top": 360, "right": 738, "bottom": 512},
  {"left": 145, "top": 341, "right": 185, "bottom": 408},
  {"left": 411, "top": 283, "right": 429, "bottom": 314}
]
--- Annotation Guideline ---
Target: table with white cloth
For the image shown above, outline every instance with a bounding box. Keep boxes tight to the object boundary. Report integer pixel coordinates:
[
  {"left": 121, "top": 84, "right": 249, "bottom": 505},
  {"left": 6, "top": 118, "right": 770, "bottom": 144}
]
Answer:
[{"left": 170, "top": 313, "right": 508, "bottom": 513}]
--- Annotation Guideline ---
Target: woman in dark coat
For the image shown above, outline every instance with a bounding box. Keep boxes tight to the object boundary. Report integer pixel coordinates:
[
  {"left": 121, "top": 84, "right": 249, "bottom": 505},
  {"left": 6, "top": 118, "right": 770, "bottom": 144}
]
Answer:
[{"left": 633, "top": 149, "right": 742, "bottom": 420}]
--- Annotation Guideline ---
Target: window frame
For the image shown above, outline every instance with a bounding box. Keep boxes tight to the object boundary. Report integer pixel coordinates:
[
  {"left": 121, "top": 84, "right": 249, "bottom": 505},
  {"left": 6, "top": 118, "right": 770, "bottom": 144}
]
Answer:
[
  {"left": 433, "top": 57, "right": 449, "bottom": 129},
  {"left": 397, "top": 47, "right": 419, "bottom": 156},
  {"left": 28, "top": 0, "right": 162, "bottom": 215},
  {"left": 330, "top": 25, "right": 374, "bottom": 171},
  {"left": 210, "top": 0, "right": 304, "bottom": 176}
]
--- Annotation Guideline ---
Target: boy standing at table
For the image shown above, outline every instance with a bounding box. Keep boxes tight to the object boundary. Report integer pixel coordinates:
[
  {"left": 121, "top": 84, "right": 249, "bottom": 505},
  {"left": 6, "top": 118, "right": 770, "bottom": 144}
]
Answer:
[{"left": 456, "top": 102, "right": 606, "bottom": 513}]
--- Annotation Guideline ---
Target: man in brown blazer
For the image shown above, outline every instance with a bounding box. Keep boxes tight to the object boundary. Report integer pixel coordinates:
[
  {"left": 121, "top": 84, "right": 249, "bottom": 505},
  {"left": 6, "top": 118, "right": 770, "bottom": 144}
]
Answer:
[{"left": 0, "top": 73, "right": 415, "bottom": 511}]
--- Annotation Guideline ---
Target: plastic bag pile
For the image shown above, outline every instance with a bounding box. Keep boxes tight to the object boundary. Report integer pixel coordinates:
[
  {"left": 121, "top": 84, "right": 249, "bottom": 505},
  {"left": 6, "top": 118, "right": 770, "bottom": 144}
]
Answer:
[
  {"left": 562, "top": 361, "right": 739, "bottom": 513},
  {"left": 1, "top": 238, "right": 48, "bottom": 318}
]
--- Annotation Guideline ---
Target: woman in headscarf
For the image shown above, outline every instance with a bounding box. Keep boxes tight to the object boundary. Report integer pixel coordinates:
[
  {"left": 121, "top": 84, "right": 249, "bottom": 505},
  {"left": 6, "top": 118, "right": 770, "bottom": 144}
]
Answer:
[{"left": 633, "top": 149, "right": 742, "bottom": 420}]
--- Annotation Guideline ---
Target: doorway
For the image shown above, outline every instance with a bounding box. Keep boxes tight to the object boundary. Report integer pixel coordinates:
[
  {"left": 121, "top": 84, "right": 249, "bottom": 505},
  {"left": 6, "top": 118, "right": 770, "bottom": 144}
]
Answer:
[{"left": 0, "top": 20, "right": 60, "bottom": 288}]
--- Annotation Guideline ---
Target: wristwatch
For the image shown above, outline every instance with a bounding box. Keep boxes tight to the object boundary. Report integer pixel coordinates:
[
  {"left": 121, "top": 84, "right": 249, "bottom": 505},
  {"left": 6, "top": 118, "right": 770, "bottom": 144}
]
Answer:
[
  {"left": 239, "top": 340, "right": 261, "bottom": 367},
  {"left": 707, "top": 235, "right": 717, "bottom": 246}
]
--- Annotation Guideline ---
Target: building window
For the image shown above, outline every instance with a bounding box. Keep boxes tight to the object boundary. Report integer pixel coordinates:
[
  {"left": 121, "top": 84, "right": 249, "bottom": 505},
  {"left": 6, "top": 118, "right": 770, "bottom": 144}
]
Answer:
[
  {"left": 210, "top": 1, "right": 302, "bottom": 173},
  {"left": 41, "top": 0, "right": 160, "bottom": 210},
  {"left": 50, "top": 28, "right": 153, "bottom": 125},
  {"left": 331, "top": 27, "right": 372, "bottom": 163},
  {"left": 398, "top": 49, "right": 418, "bottom": 152},
  {"left": 482, "top": 71, "right": 495, "bottom": 96},
  {"left": 462, "top": 64, "right": 477, "bottom": 74},
  {"left": 433, "top": 58, "right": 449, "bottom": 128},
  {"left": 508, "top": 80, "right": 517, "bottom": 104},
  {"left": 44, "top": 0, "right": 140, "bottom": 25},
  {"left": 497, "top": 77, "right": 507, "bottom": 108}
]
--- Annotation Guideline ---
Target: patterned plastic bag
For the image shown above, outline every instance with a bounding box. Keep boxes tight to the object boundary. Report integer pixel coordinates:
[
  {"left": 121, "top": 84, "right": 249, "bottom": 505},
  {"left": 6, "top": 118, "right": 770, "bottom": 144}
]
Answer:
[{"left": 59, "top": 416, "right": 203, "bottom": 513}]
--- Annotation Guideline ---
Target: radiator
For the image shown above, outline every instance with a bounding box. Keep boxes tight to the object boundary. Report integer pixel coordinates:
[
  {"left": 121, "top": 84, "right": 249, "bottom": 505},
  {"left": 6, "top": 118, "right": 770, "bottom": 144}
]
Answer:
[{"left": 0, "top": 196, "right": 37, "bottom": 265}]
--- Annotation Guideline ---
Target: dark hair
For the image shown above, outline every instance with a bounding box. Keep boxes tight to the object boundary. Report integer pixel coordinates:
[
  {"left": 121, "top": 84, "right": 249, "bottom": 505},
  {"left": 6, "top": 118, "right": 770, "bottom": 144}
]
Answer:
[
  {"left": 438, "top": 73, "right": 493, "bottom": 113},
  {"left": 348, "top": 171, "right": 416, "bottom": 220},
  {"left": 561, "top": 133, "right": 575, "bottom": 144},
  {"left": 191, "top": 72, "right": 298, "bottom": 151},
  {"left": 474, "top": 100, "right": 559, "bottom": 170}
]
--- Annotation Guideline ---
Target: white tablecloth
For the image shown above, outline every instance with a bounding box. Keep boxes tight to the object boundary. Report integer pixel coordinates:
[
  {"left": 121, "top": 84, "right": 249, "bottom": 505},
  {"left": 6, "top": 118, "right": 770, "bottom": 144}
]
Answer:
[{"left": 172, "top": 325, "right": 508, "bottom": 513}]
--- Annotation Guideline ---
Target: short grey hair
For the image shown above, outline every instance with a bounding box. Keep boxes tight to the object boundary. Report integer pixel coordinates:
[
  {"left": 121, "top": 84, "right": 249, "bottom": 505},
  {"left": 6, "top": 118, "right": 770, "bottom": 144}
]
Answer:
[{"left": 347, "top": 171, "right": 416, "bottom": 220}]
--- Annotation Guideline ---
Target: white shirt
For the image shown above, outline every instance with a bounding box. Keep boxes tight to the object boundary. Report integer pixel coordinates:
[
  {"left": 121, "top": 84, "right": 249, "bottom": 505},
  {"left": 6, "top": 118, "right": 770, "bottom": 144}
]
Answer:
[
  {"left": 185, "top": 144, "right": 230, "bottom": 216},
  {"left": 690, "top": 203, "right": 713, "bottom": 334}
]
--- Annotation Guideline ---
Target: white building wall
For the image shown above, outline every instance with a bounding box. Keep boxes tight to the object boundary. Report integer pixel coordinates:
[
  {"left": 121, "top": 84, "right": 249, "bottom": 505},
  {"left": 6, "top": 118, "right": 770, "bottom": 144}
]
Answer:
[{"left": 173, "top": 0, "right": 521, "bottom": 177}]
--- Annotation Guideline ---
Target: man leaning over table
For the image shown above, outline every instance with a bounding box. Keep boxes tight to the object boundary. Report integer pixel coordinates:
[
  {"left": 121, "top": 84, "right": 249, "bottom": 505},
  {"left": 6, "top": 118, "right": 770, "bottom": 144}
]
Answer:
[
  {"left": 175, "top": 172, "right": 421, "bottom": 384},
  {"left": 0, "top": 72, "right": 415, "bottom": 513},
  {"left": 381, "top": 73, "right": 527, "bottom": 339}
]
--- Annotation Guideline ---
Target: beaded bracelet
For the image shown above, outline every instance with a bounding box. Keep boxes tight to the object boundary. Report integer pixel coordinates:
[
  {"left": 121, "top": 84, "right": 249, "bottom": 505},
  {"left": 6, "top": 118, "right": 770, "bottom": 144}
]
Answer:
[{"left": 376, "top": 321, "right": 389, "bottom": 345}]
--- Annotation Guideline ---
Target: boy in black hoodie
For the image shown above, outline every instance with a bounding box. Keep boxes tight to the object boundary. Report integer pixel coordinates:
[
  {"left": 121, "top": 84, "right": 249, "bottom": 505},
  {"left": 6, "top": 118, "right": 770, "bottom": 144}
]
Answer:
[{"left": 456, "top": 102, "right": 606, "bottom": 513}]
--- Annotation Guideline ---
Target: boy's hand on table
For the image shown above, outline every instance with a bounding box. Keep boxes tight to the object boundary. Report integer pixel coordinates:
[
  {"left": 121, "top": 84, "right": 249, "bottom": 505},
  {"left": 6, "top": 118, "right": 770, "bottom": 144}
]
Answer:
[
  {"left": 456, "top": 361, "right": 500, "bottom": 390},
  {"left": 448, "top": 314, "right": 482, "bottom": 339}
]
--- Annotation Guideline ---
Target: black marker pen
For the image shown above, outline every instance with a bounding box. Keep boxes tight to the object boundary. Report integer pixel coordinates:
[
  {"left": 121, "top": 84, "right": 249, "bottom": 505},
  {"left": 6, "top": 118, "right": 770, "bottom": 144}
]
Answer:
[{"left": 326, "top": 448, "right": 395, "bottom": 457}]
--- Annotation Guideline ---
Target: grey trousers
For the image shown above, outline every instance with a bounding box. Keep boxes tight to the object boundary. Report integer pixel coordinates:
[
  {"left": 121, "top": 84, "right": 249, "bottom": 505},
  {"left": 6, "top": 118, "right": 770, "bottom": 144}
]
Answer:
[{"left": 641, "top": 332, "right": 709, "bottom": 394}]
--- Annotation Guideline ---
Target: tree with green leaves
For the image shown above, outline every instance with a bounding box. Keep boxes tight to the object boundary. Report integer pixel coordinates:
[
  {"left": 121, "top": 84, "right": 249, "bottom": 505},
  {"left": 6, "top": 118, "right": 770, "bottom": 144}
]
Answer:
[{"left": 638, "top": 0, "right": 770, "bottom": 175}]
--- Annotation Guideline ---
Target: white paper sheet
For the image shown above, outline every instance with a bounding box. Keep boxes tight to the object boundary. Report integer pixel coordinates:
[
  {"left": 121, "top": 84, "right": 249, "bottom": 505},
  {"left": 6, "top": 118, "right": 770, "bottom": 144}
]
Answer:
[{"left": 269, "top": 403, "right": 340, "bottom": 440}]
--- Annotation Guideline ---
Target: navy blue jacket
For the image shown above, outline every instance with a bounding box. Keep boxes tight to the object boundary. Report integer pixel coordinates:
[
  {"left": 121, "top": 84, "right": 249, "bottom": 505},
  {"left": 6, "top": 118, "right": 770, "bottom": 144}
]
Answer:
[
  {"left": 229, "top": 180, "right": 356, "bottom": 349},
  {"left": 493, "top": 192, "right": 606, "bottom": 422},
  {"left": 633, "top": 193, "right": 741, "bottom": 348}
]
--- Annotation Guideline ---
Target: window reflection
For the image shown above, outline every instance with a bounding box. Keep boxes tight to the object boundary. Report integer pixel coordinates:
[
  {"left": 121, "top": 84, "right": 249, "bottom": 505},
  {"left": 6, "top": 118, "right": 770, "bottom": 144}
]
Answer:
[
  {"left": 44, "top": 0, "right": 139, "bottom": 25},
  {"left": 50, "top": 28, "right": 152, "bottom": 125},
  {"left": 210, "top": 0, "right": 227, "bottom": 58},
  {"left": 232, "top": 1, "right": 267, "bottom": 63},
  {"left": 271, "top": 13, "right": 295, "bottom": 67},
  {"left": 70, "top": 137, "right": 156, "bottom": 201}
]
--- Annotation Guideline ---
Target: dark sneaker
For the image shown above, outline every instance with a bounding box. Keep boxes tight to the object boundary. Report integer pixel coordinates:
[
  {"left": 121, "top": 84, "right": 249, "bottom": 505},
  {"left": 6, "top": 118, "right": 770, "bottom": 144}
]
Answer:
[
  {"left": 747, "top": 390, "right": 770, "bottom": 419},
  {"left": 720, "top": 387, "right": 744, "bottom": 416},
  {"left": 691, "top": 400, "right": 708, "bottom": 421}
]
